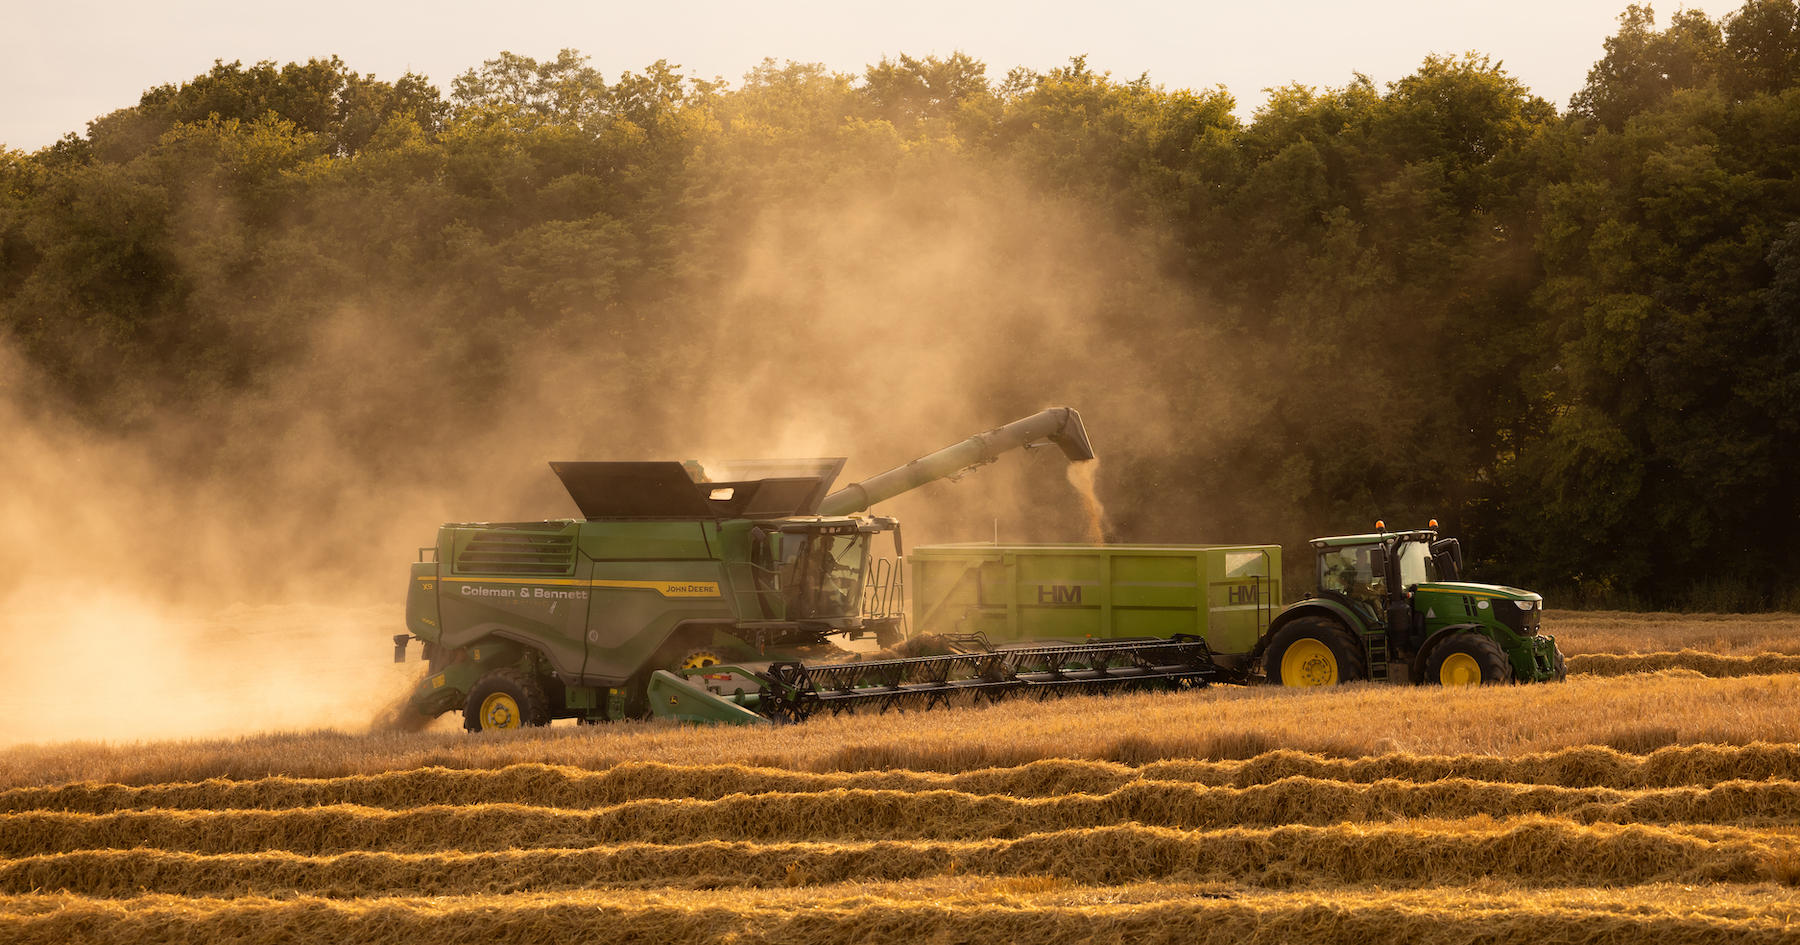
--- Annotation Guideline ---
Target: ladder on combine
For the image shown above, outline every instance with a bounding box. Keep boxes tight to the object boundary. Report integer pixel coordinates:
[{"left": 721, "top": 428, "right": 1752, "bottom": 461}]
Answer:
[{"left": 649, "top": 635, "right": 1218, "bottom": 725}]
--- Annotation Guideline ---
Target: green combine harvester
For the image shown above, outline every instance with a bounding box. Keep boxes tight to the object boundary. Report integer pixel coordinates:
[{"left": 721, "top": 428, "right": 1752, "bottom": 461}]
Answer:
[
  {"left": 393, "top": 407, "right": 1564, "bottom": 730},
  {"left": 397, "top": 408, "right": 1217, "bottom": 729}
]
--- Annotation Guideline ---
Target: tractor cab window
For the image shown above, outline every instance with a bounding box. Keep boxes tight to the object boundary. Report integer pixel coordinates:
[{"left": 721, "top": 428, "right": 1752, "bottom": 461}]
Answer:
[
  {"left": 776, "top": 527, "right": 870, "bottom": 619},
  {"left": 1397, "top": 540, "right": 1439, "bottom": 587},
  {"left": 1319, "top": 545, "right": 1387, "bottom": 616}
]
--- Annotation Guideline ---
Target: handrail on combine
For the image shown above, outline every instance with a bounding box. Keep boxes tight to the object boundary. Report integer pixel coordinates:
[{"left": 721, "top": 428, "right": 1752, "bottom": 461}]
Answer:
[{"left": 862, "top": 556, "right": 905, "bottom": 621}]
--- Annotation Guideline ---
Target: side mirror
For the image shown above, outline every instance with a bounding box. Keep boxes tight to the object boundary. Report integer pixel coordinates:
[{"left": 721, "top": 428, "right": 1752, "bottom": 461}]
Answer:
[{"left": 1366, "top": 546, "right": 1388, "bottom": 578}]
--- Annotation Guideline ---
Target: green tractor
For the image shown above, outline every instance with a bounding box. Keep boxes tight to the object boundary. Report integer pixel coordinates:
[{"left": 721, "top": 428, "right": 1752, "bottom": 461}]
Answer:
[{"left": 1258, "top": 522, "right": 1564, "bottom": 687}]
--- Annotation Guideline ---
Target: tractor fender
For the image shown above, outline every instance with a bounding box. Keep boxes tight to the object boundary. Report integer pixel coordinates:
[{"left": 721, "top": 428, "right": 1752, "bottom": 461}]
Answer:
[
  {"left": 1409, "top": 623, "right": 1487, "bottom": 680},
  {"left": 1266, "top": 600, "right": 1365, "bottom": 639},
  {"left": 1253, "top": 601, "right": 1368, "bottom": 668}
]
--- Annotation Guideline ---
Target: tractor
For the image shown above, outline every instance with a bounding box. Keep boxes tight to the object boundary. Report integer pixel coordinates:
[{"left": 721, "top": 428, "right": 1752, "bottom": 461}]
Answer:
[{"left": 1257, "top": 522, "right": 1564, "bottom": 686}]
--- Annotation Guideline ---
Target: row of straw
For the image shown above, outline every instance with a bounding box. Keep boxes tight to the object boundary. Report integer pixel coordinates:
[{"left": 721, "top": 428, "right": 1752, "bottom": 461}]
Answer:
[
  {"left": 5, "top": 883, "right": 1798, "bottom": 945},
  {"left": 4, "top": 820, "right": 1795, "bottom": 896},
  {"left": 10, "top": 742, "right": 1800, "bottom": 816},
  {"left": 10, "top": 776, "right": 1800, "bottom": 856}
]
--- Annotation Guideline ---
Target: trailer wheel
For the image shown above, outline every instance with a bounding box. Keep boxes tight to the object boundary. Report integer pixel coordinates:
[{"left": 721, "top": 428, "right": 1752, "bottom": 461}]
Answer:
[
  {"left": 1425, "top": 632, "right": 1512, "bottom": 686},
  {"left": 464, "top": 669, "right": 552, "bottom": 732},
  {"left": 1264, "top": 617, "right": 1367, "bottom": 686}
]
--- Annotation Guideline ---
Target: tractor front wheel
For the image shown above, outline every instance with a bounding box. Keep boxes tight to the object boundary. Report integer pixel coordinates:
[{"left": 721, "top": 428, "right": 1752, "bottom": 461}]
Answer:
[
  {"left": 464, "top": 668, "right": 552, "bottom": 732},
  {"left": 1264, "top": 617, "right": 1368, "bottom": 686},
  {"left": 1426, "top": 632, "right": 1513, "bottom": 686}
]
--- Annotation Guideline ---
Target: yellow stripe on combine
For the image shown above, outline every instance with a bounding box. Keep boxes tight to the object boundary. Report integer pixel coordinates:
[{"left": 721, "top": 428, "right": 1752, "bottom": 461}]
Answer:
[
  {"left": 431, "top": 574, "right": 721, "bottom": 598},
  {"left": 591, "top": 580, "right": 721, "bottom": 598}
]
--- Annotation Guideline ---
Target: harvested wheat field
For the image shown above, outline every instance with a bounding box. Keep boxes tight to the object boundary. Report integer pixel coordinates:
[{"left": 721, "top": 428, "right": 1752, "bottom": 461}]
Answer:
[{"left": 4, "top": 611, "right": 1800, "bottom": 943}]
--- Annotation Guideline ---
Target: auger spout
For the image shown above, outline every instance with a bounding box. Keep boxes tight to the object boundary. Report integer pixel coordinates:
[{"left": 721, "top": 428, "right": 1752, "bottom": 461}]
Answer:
[{"left": 817, "top": 407, "right": 1094, "bottom": 517}]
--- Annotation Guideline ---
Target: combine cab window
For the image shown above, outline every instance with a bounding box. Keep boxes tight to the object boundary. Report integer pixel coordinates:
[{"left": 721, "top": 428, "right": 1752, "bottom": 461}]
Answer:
[
  {"left": 775, "top": 527, "right": 870, "bottom": 620},
  {"left": 1319, "top": 545, "right": 1386, "bottom": 617}
]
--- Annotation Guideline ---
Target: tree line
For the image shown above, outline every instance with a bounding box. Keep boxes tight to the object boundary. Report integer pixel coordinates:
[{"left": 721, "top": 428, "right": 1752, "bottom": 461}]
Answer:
[{"left": 2, "top": 2, "right": 1799, "bottom": 610}]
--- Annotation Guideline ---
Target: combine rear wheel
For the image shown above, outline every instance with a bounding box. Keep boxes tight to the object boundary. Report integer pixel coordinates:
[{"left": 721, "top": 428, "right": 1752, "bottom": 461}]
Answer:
[
  {"left": 1426, "top": 632, "right": 1512, "bottom": 686},
  {"left": 1264, "top": 617, "right": 1367, "bottom": 686},
  {"left": 464, "top": 668, "right": 552, "bottom": 731}
]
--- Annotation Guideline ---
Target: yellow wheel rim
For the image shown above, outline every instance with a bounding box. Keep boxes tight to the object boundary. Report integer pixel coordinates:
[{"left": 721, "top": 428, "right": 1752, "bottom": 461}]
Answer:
[
  {"left": 479, "top": 692, "right": 523, "bottom": 729},
  {"left": 681, "top": 649, "right": 727, "bottom": 671},
  {"left": 1439, "top": 652, "right": 1483, "bottom": 686},
  {"left": 1280, "top": 638, "right": 1339, "bottom": 686}
]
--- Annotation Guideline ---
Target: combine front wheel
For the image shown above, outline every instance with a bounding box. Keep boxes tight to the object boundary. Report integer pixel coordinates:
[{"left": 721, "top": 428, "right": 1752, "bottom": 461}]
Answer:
[
  {"left": 1264, "top": 617, "right": 1367, "bottom": 686},
  {"left": 681, "top": 648, "right": 731, "bottom": 671},
  {"left": 464, "top": 669, "right": 552, "bottom": 732},
  {"left": 1426, "top": 632, "right": 1512, "bottom": 686}
]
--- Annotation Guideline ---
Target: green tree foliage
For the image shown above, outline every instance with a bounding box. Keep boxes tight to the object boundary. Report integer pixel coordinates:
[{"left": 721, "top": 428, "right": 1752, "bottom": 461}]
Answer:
[
  {"left": 4, "top": 2, "right": 1800, "bottom": 608},
  {"left": 1500, "top": 1, "right": 1800, "bottom": 607}
]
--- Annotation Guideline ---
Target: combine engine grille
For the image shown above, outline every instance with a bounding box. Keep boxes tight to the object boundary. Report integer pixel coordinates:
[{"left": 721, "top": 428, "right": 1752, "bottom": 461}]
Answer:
[
  {"left": 456, "top": 531, "right": 577, "bottom": 575},
  {"left": 756, "top": 635, "right": 1215, "bottom": 722}
]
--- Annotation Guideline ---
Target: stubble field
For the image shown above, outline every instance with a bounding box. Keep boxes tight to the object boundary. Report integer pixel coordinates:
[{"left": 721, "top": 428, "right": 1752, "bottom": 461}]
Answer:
[{"left": 3, "top": 610, "right": 1799, "bottom": 943}]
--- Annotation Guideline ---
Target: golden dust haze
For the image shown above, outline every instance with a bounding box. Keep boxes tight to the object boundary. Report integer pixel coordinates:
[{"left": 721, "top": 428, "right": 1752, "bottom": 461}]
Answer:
[{"left": 0, "top": 162, "right": 1240, "bottom": 747}]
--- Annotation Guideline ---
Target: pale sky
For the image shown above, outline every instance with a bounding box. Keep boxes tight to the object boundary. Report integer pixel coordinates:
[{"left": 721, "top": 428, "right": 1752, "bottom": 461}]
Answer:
[{"left": 3, "top": 0, "right": 1724, "bottom": 152}]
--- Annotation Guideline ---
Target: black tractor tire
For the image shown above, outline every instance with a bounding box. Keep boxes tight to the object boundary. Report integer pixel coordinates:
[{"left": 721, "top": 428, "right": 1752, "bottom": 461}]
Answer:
[
  {"left": 1551, "top": 645, "right": 1568, "bottom": 682},
  {"left": 464, "top": 668, "right": 552, "bottom": 732},
  {"left": 1263, "top": 616, "right": 1368, "bottom": 687},
  {"left": 1425, "top": 631, "right": 1514, "bottom": 686}
]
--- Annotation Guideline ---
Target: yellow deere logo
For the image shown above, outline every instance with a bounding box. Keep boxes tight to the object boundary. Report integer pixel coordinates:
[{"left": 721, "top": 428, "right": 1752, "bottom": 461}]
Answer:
[{"left": 590, "top": 580, "right": 721, "bottom": 598}]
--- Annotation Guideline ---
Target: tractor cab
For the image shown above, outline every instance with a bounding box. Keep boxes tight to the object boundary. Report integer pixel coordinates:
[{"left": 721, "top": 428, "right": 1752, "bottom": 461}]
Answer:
[{"left": 1312, "top": 528, "right": 1450, "bottom": 626}]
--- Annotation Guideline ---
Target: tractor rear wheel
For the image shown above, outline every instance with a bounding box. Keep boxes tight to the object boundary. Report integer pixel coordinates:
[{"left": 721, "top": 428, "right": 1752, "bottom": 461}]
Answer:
[
  {"left": 464, "top": 668, "right": 552, "bottom": 732},
  {"left": 1426, "top": 632, "right": 1513, "bottom": 686},
  {"left": 1264, "top": 617, "right": 1367, "bottom": 686}
]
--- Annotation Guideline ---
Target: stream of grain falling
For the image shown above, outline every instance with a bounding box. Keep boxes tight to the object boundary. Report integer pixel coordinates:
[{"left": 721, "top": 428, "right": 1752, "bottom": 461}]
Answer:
[{"left": 1065, "top": 459, "right": 1110, "bottom": 544}]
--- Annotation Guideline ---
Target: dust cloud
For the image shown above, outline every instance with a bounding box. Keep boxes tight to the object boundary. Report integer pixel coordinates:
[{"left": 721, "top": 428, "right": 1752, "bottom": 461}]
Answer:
[{"left": 0, "top": 153, "right": 1254, "bottom": 749}]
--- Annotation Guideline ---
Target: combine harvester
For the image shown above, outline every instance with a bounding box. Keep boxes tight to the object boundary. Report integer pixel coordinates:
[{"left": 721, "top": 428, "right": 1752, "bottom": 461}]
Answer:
[{"left": 392, "top": 407, "right": 1563, "bottom": 730}]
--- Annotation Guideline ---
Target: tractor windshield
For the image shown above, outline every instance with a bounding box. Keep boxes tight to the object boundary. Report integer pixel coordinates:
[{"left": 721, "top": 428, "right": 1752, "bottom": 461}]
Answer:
[
  {"left": 1319, "top": 544, "right": 1386, "bottom": 617},
  {"left": 776, "top": 526, "right": 870, "bottom": 619}
]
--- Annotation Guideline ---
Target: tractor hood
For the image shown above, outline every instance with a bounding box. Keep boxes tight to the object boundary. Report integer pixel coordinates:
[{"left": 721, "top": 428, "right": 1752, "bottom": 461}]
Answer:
[{"left": 1415, "top": 582, "right": 1543, "bottom": 605}]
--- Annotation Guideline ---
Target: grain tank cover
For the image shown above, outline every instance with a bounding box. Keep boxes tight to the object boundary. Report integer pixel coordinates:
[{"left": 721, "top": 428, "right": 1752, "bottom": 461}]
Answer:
[
  {"left": 701, "top": 457, "right": 845, "bottom": 515},
  {"left": 549, "top": 461, "right": 838, "bottom": 520},
  {"left": 552, "top": 462, "right": 714, "bottom": 519}
]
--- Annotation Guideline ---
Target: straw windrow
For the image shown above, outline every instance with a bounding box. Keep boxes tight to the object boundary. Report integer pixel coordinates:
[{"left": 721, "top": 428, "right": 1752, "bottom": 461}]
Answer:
[
  {"left": 9, "top": 743, "right": 1800, "bottom": 816},
  {"left": 2, "top": 819, "right": 1795, "bottom": 897}
]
